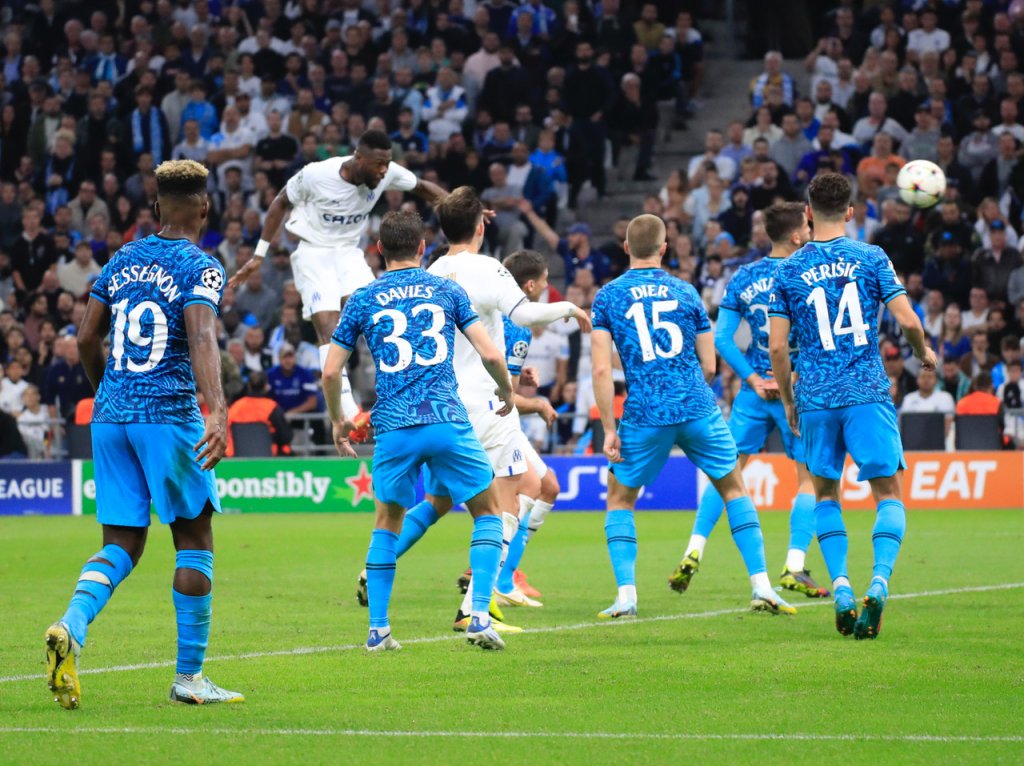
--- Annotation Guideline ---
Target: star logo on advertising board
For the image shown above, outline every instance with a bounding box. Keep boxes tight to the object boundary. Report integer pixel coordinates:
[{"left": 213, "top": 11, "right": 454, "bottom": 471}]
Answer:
[{"left": 345, "top": 461, "right": 374, "bottom": 506}]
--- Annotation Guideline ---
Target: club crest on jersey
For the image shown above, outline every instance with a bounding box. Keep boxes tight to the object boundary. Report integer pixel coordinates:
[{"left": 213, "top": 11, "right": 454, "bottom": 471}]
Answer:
[
  {"left": 201, "top": 267, "right": 223, "bottom": 291},
  {"left": 366, "top": 191, "right": 375, "bottom": 202}
]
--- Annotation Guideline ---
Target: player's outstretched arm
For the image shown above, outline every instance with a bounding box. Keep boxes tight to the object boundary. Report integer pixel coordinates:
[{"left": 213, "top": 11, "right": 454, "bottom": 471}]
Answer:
[
  {"left": 515, "top": 394, "right": 557, "bottom": 426},
  {"left": 321, "top": 342, "right": 358, "bottom": 458},
  {"left": 887, "top": 293, "right": 937, "bottom": 371},
  {"left": 509, "top": 299, "right": 593, "bottom": 333},
  {"left": 185, "top": 304, "right": 228, "bottom": 470},
  {"left": 228, "top": 188, "right": 292, "bottom": 289},
  {"left": 768, "top": 314, "right": 799, "bottom": 436},
  {"left": 462, "top": 321, "right": 515, "bottom": 416},
  {"left": 591, "top": 329, "right": 621, "bottom": 463},
  {"left": 77, "top": 297, "right": 111, "bottom": 392}
]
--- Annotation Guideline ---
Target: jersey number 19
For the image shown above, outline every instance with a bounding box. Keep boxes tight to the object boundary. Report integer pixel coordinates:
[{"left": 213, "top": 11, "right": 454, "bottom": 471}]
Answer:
[
  {"left": 805, "top": 282, "right": 869, "bottom": 351},
  {"left": 111, "top": 298, "right": 168, "bottom": 372}
]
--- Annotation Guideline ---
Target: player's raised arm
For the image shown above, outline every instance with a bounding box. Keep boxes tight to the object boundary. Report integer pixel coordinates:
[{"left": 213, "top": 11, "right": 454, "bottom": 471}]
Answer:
[
  {"left": 461, "top": 321, "right": 515, "bottom": 416},
  {"left": 185, "top": 303, "right": 228, "bottom": 469},
  {"left": 228, "top": 186, "right": 293, "bottom": 289},
  {"left": 77, "top": 297, "right": 111, "bottom": 392}
]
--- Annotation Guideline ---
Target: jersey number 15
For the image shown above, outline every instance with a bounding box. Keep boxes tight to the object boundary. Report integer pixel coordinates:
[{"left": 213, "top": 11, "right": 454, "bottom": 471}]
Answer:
[{"left": 625, "top": 300, "right": 683, "bottom": 361}]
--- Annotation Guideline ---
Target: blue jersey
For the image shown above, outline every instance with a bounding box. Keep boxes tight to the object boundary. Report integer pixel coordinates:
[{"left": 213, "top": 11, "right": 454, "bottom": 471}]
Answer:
[
  {"left": 720, "top": 256, "right": 783, "bottom": 378},
  {"left": 503, "top": 316, "right": 531, "bottom": 377},
  {"left": 768, "top": 237, "right": 906, "bottom": 413},
  {"left": 591, "top": 268, "right": 717, "bottom": 426},
  {"left": 89, "top": 235, "right": 226, "bottom": 424},
  {"left": 332, "top": 268, "right": 479, "bottom": 434}
]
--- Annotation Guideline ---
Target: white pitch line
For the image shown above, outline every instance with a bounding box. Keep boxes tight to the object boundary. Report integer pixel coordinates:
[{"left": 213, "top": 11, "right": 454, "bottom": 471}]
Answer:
[
  {"left": 0, "top": 726, "right": 1021, "bottom": 744},
  {"left": 2, "top": 581, "right": 1021, "bottom": 685}
]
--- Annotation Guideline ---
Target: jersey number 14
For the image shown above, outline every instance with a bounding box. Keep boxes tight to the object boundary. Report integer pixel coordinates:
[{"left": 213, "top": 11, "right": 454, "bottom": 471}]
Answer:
[{"left": 805, "top": 282, "right": 869, "bottom": 350}]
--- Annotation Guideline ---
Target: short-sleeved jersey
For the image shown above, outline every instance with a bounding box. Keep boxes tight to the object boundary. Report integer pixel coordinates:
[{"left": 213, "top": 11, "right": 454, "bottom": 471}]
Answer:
[
  {"left": 591, "top": 268, "right": 717, "bottom": 426},
  {"left": 503, "top": 316, "right": 532, "bottom": 377},
  {"left": 332, "top": 267, "right": 479, "bottom": 434},
  {"left": 720, "top": 255, "right": 792, "bottom": 383},
  {"left": 428, "top": 253, "right": 528, "bottom": 407},
  {"left": 768, "top": 237, "right": 906, "bottom": 413},
  {"left": 284, "top": 156, "right": 417, "bottom": 248},
  {"left": 89, "top": 235, "right": 226, "bottom": 424}
]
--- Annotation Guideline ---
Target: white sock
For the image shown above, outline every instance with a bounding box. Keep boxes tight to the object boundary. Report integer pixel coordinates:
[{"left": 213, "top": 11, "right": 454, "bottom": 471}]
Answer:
[
  {"left": 459, "top": 583, "right": 473, "bottom": 616},
  {"left": 500, "top": 512, "right": 517, "bottom": 568},
  {"left": 319, "top": 344, "right": 361, "bottom": 420},
  {"left": 833, "top": 575, "right": 851, "bottom": 591},
  {"left": 518, "top": 494, "right": 535, "bottom": 521},
  {"left": 750, "top": 572, "right": 773, "bottom": 592},
  {"left": 618, "top": 584, "right": 637, "bottom": 604},
  {"left": 527, "top": 500, "right": 554, "bottom": 536},
  {"left": 686, "top": 534, "right": 708, "bottom": 558},
  {"left": 785, "top": 548, "right": 806, "bottom": 572},
  {"left": 470, "top": 610, "right": 490, "bottom": 625}
]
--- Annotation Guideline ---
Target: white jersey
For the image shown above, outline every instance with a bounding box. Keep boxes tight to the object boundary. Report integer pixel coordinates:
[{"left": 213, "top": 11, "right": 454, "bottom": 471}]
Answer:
[
  {"left": 428, "top": 252, "right": 528, "bottom": 407},
  {"left": 284, "top": 157, "right": 417, "bottom": 248}
]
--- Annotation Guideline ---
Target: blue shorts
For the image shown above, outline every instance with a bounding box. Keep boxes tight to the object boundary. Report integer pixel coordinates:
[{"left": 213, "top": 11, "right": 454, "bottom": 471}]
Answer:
[
  {"left": 800, "top": 401, "right": 907, "bottom": 482},
  {"left": 92, "top": 422, "right": 221, "bottom": 527},
  {"left": 729, "top": 387, "right": 805, "bottom": 463},
  {"left": 612, "top": 409, "right": 738, "bottom": 489},
  {"left": 376, "top": 421, "right": 493, "bottom": 508}
]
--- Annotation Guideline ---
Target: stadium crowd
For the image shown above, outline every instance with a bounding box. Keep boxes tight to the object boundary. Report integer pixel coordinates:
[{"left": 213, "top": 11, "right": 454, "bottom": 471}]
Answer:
[{"left": 0, "top": 0, "right": 1021, "bottom": 457}]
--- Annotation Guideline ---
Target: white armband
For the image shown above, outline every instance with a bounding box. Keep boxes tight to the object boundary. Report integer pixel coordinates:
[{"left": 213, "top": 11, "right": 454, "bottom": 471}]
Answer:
[{"left": 254, "top": 239, "right": 271, "bottom": 258}]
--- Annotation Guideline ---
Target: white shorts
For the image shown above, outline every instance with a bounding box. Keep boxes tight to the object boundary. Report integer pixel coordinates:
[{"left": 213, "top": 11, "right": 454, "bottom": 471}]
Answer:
[
  {"left": 291, "top": 241, "right": 374, "bottom": 320},
  {"left": 515, "top": 426, "right": 548, "bottom": 479},
  {"left": 468, "top": 403, "right": 528, "bottom": 478}
]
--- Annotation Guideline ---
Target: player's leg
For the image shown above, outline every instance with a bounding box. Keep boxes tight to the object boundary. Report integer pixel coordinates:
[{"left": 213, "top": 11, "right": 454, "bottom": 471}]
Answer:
[
  {"left": 778, "top": 461, "right": 829, "bottom": 597},
  {"left": 46, "top": 423, "right": 148, "bottom": 709},
  {"left": 844, "top": 402, "right": 908, "bottom": 640},
  {"left": 598, "top": 422, "right": 673, "bottom": 618},
  {"left": 679, "top": 411, "right": 795, "bottom": 614},
  {"left": 130, "top": 422, "right": 243, "bottom": 702},
  {"left": 497, "top": 439, "right": 549, "bottom": 603},
  {"left": 675, "top": 389, "right": 768, "bottom": 592},
  {"left": 517, "top": 456, "right": 559, "bottom": 598},
  {"left": 801, "top": 408, "right": 858, "bottom": 635},
  {"left": 364, "top": 498, "right": 404, "bottom": 652}
]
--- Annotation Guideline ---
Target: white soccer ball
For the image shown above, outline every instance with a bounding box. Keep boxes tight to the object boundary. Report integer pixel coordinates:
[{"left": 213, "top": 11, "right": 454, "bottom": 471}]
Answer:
[{"left": 897, "top": 160, "right": 946, "bottom": 208}]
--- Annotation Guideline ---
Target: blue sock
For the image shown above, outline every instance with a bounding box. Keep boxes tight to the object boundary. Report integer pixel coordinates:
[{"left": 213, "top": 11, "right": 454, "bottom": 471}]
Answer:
[
  {"left": 469, "top": 515, "right": 503, "bottom": 614},
  {"left": 61, "top": 543, "right": 134, "bottom": 647},
  {"left": 872, "top": 499, "right": 906, "bottom": 585},
  {"left": 366, "top": 529, "right": 399, "bottom": 630},
  {"left": 605, "top": 510, "right": 637, "bottom": 587},
  {"left": 788, "top": 493, "right": 816, "bottom": 554},
  {"left": 693, "top": 484, "right": 725, "bottom": 539},
  {"left": 815, "top": 500, "right": 849, "bottom": 585},
  {"left": 498, "top": 510, "right": 531, "bottom": 593},
  {"left": 726, "top": 496, "right": 767, "bottom": 577},
  {"left": 173, "top": 550, "right": 214, "bottom": 675},
  {"left": 395, "top": 500, "right": 439, "bottom": 559}
]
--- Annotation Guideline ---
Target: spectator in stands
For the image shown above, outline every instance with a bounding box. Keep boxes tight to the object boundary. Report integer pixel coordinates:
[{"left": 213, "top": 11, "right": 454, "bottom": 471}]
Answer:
[
  {"left": 422, "top": 66, "right": 469, "bottom": 145},
  {"left": 770, "top": 113, "right": 813, "bottom": 179},
  {"left": 687, "top": 129, "right": 737, "bottom": 183},
  {"left": 0, "top": 358, "right": 28, "bottom": 414},
  {"left": 68, "top": 180, "right": 109, "bottom": 235},
  {"left": 180, "top": 79, "right": 218, "bottom": 139},
  {"left": 508, "top": 142, "right": 556, "bottom": 222},
  {"left": 940, "top": 355, "right": 971, "bottom": 402},
  {"left": 1008, "top": 260, "right": 1024, "bottom": 310},
  {"left": 17, "top": 384, "right": 48, "bottom": 459},
  {"left": 940, "top": 303, "right": 972, "bottom": 363},
  {"left": 924, "top": 229, "right": 971, "bottom": 309},
  {"left": 240, "top": 324, "right": 272, "bottom": 374},
  {"left": 564, "top": 40, "right": 613, "bottom": 200},
  {"left": 743, "top": 106, "right": 783, "bottom": 148},
  {"left": 960, "top": 327, "right": 997, "bottom": 379},
  {"left": 520, "top": 202, "right": 609, "bottom": 285},
  {"left": 976, "top": 132, "right": 1021, "bottom": 202},
  {"left": 970, "top": 217, "right": 1019, "bottom": 303},
  {"left": 609, "top": 73, "right": 657, "bottom": 182},
  {"left": 998, "top": 359, "right": 1022, "bottom": 412},
  {"left": 901, "top": 366, "right": 956, "bottom": 437},
  {"left": 991, "top": 336, "right": 1022, "bottom": 391},
  {"left": 958, "top": 110, "right": 998, "bottom": 182},
  {"left": 956, "top": 371, "right": 1005, "bottom": 438},
  {"left": 852, "top": 92, "right": 908, "bottom": 148},
  {"left": 57, "top": 241, "right": 100, "bottom": 298},
  {"left": 226, "top": 371, "right": 293, "bottom": 456},
  {"left": 42, "top": 335, "right": 91, "bottom": 420},
  {"left": 11, "top": 207, "right": 56, "bottom": 292},
  {"left": 846, "top": 198, "right": 880, "bottom": 243},
  {"left": 962, "top": 287, "right": 990, "bottom": 333},
  {"left": 901, "top": 104, "right": 941, "bottom": 162},
  {"left": 267, "top": 342, "right": 319, "bottom": 418},
  {"left": 480, "top": 163, "right": 527, "bottom": 256},
  {"left": 751, "top": 50, "right": 795, "bottom": 108},
  {"left": 875, "top": 199, "right": 924, "bottom": 276}
]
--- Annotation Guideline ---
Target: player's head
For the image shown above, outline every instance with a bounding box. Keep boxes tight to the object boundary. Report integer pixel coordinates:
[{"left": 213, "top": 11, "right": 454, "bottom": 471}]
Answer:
[
  {"left": 805, "top": 172, "right": 853, "bottom": 224},
  {"left": 436, "top": 186, "right": 485, "bottom": 248},
  {"left": 763, "top": 201, "right": 811, "bottom": 252},
  {"left": 624, "top": 214, "right": 667, "bottom": 265},
  {"left": 377, "top": 210, "right": 425, "bottom": 266},
  {"left": 503, "top": 249, "right": 549, "bottom": 301},
  {"left": 352, "top": 129, "right": 394, "bottom": 187},
  {"left": 153, "top": 159, "right": 210, "bottom": 235}
]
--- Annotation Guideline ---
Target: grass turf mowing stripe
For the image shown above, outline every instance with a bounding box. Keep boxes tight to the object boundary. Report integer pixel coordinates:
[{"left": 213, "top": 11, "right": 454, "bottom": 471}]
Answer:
[
  {"left": 0, "top": 727, "right": 1021, "bottom": 743},
  {"left": 3, "top": 580, "right": 1020, "bottom": 685}
]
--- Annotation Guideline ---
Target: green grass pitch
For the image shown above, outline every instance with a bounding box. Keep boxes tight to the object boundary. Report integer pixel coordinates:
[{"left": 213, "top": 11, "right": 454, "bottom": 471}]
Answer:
[{"left": 1, "top": 510, "right": 1022, "bottom": 765}]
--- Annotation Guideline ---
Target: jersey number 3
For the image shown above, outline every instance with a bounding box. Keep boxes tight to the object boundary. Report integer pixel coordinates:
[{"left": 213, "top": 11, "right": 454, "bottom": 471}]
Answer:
[
  {"left": 111, "top": 298, "right": 168, "bottom": 372},
  {"left": 625, "top": 300, "right": 683, "bottom": 361},
  {"left": 373, "top": 304, "right": 448, "bottom": 373},
  {"left": 805, "top": 283, "right": 869, "bottom": 350}
]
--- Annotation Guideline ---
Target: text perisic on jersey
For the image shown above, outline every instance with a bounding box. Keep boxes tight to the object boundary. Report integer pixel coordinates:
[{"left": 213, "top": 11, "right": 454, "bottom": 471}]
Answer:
[
  {"left": 799, "top": 261, "right": 861, "bottom": 285},
  {"left": 106, "top": 263, "right": 183, "bottom": 303}
]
